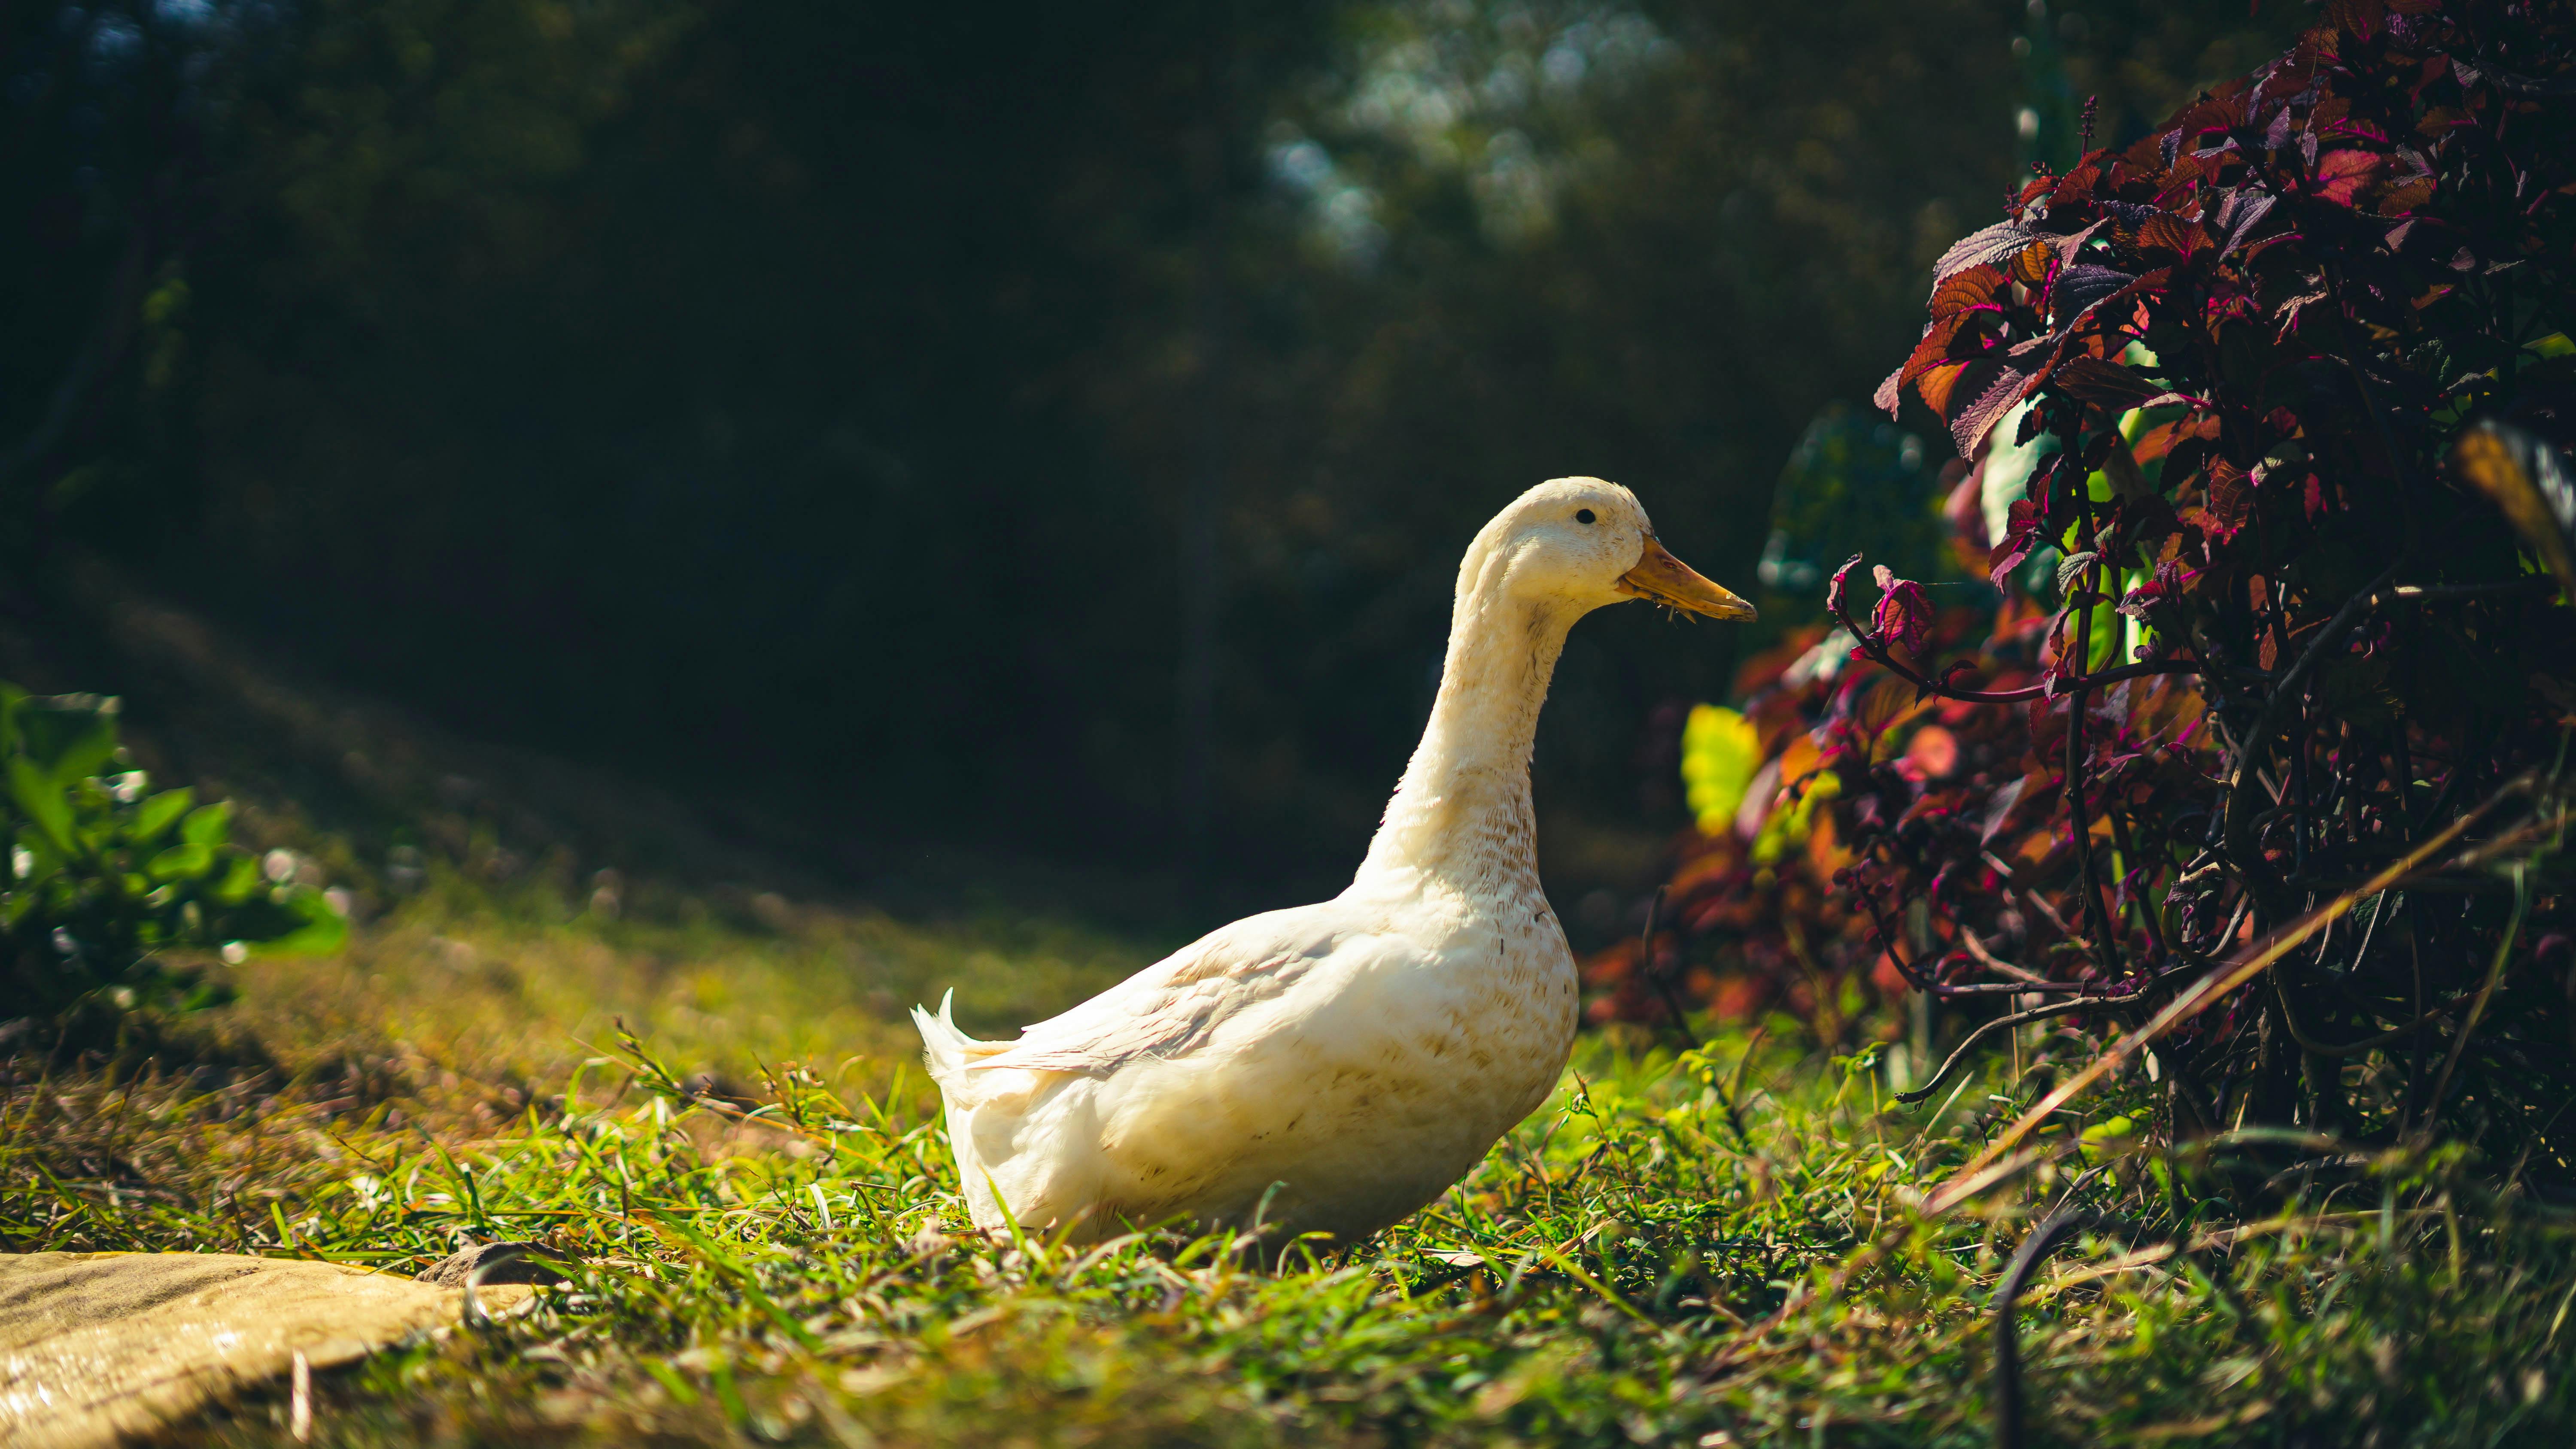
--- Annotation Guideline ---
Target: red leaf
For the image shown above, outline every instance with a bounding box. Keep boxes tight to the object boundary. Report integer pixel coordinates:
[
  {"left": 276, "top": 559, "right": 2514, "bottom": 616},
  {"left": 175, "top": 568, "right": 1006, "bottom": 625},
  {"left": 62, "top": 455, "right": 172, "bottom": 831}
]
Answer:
[
  {"left": 1988, "top": 497, "right": 2045, "bottom": 588},
  {"left": 2116, "top": 561, "right": 2189, "bottom": 620},
  {"left": 2379, "top": 173, "right": 2435, "bottom": 215},
  {"left": 1872, "top": 366, "right": 1904, "bottom": 418},
  {"left": 1869, "top": 567, "right": 1934, "bottom": 661},
  {"left": 2010, "top": 241, "right": 2056, "bottom": 287},
  {"left": 1824, "top": 554, "right": 1863, "bottom": 622},
  {"left": 2312, "top": 148, "right": 2384, "bottom": 208},
  {"left": 2327, "top": 0, "right": 2385, "bottom": 39},
  {"left": 2200, "top": 461, "right": 2253, "bottom": 543},
  {"left": 1900, "top": 312, "right": 1976, "bottom": 390},
  {"left": 1931, "top": 222, "right": 2044, "bottom": 288},
  {"left": 1916, "top": 359, "right": 1975, "bottom": 417},
  {"left": 1929, "top": 264, "right": 2008, "bottom": 320},
  {"left": 2052, "top": 357, "right": 2163, "bottom": 409},
  {"left": 1947, "top": 359, "right": 2035, "bottom": 457},
  {"left": 2133, "top": 213, "right": 2208, "bottom": 259}
]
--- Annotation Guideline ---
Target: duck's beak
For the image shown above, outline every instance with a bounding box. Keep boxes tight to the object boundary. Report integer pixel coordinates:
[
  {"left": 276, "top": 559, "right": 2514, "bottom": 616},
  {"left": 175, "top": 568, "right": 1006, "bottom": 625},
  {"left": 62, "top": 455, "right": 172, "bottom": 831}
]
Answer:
[{"left": 1616, "top": 537, "right": 1757, "bottom": 621}]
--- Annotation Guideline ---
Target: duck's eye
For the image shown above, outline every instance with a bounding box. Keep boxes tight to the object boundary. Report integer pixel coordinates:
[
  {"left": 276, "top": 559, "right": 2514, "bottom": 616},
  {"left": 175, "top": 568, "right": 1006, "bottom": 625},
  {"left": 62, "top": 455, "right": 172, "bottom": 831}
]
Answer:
[{"left": 1575, "top": 509, "right": 1596, "bottom": 525}]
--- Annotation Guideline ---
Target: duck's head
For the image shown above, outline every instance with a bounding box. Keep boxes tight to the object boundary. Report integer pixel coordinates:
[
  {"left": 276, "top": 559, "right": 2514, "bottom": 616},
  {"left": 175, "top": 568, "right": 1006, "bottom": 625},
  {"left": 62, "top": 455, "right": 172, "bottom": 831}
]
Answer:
[{"left": 1466, "top": 476, "right": 1756, "bottom": 622}]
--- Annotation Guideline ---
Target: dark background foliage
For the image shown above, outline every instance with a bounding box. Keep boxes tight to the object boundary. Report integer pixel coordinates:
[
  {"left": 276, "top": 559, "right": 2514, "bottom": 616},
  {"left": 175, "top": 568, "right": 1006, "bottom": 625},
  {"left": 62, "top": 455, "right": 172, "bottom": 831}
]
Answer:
[
  {"left": 2, "top": 0, "right": 2295, "bottom": 915},
  {"left": 1593, "top": 0, "right": 2576, "bottom": 1180}
]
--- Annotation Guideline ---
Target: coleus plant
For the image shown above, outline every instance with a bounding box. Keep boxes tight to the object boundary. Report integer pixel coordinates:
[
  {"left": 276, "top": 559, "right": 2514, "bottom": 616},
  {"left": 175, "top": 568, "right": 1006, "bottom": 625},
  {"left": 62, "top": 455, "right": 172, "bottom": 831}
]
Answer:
[{"left": 1594, "top": 0, "right": 2576, "bottom": 1180}]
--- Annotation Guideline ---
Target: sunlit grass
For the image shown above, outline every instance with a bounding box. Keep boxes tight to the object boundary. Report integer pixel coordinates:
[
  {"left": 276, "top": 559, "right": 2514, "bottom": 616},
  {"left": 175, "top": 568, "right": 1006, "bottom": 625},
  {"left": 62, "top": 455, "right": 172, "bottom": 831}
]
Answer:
[
  {"left": 188, "top": 861, "right": 1170, "bottom": 1101},
  {"left": 8, "top": 882, "right": 2576, "bottom": 1446}
]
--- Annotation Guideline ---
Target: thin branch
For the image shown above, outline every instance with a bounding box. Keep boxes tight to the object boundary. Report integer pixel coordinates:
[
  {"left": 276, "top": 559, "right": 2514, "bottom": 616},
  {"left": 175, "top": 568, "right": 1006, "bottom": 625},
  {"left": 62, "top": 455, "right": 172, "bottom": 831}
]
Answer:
[
  {"left": 1895, "top": 988, "right": 2157, "bottom": 1106},
  {"left": 1637, "top": 885, "right": 1694, "bottom": 1034},
  {"left": 1831, "top": 605, "right": 2218, "bottom": 706},
  {"left": 1993, "top": 1209, "right": 2101, "bottom": 1449},
  {"left": 1960, "top": 925, "right": 2054, "bottom": 985},
  {"left": 1920, "top": 782, "right": 2521, "bottom": 1217},
  {"left": 2220, "top": 561, "right": 2406, "bottom": 906},
  {"left": 1982, "top": 849, "right": 2080, "bottom": 939},
  {"left": 2105, "top": 806, "right": 2174, "bottom": 964},
  {"left": 2393, "top": 577, "right": 2559, "bottom": 603},
  {"left": 2423, "top": 864, "right": 2534, "bottom": 1128}
]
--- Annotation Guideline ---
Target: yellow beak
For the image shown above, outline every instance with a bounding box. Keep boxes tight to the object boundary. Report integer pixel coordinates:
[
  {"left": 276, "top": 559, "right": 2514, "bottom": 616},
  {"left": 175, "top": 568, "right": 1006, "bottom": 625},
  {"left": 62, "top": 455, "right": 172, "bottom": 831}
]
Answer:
[{"left": 1616, "top": 537, "right": 1757, "bottom": 621}]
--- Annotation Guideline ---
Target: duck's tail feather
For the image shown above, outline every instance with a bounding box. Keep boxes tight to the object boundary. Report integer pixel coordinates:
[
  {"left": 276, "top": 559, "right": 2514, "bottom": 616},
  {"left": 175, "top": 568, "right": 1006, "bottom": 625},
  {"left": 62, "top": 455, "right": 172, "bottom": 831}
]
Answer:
[
  {"left": 911, "top": 989, "right": 965, "bottom": 1079},
  {"left": 912, "top": 991, "right": 1004, "bottom": 1229}
]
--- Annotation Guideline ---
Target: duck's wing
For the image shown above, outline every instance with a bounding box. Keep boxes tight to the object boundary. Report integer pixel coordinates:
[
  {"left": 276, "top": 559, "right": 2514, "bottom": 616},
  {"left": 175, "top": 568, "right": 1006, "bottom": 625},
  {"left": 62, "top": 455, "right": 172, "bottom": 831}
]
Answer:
[{"left": 967, "top": 902, "right": 1363, "bottom": 1075}]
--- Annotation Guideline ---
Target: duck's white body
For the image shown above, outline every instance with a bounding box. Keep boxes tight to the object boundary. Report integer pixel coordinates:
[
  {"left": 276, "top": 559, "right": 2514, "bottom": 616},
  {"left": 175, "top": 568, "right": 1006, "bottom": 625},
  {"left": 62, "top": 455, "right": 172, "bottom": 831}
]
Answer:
[{"left": 914, "top": 478, "right": 1750, "bottom": 1245}]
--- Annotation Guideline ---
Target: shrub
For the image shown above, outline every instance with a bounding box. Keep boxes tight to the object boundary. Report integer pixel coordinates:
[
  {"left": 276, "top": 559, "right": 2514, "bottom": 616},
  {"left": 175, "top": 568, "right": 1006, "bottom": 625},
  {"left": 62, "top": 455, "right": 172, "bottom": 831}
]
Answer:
[
  {"left": 1597, "top": 0, "right": 2576, "bottom": 1175},
  {"left": 1, "top": 686, "right": 343, "bottom": 1033}
]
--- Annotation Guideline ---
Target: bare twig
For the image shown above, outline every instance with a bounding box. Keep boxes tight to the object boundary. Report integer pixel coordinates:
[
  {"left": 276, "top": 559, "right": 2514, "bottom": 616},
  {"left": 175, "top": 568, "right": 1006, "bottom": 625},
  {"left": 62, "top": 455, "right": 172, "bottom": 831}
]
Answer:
[
  {"left": 1982, "top": 850, "right": 2080, "bottom": 939},
  {"left": 1920, "top": 782, "right": 2518, "bottom": 1217},
  {"left": 1993, "top": 1209, "right": 2097, "bottom": 1449},
  {"left": 2220, "top": 562, "right": 2406, "bottom": 909},
  {"left": 1894, "top": 987, "right": 2157, "bottom": 1106},
  {"left": 1826, "top": 564, "right": 2218, "bottom": 706},
  {"left": 2423, "top": 864, "right": 2533, "bottom": 1128},
  {"left": 1637, "top": 885, "right": 1693, "bottom": 1034},
  {"left": 1959, "top": 925, "right": 2052, "bottom": 985}
]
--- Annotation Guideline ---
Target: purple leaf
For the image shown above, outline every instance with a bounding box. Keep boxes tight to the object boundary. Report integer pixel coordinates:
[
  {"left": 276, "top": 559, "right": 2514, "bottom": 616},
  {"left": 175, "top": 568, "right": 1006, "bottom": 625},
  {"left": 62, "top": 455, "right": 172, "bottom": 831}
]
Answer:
[
  {"left": 2051, "top": 263, "right": 2139, "bottom": 321},
  {"left": 1949, "top": 360, "right": 2035, "bottom": 456},
  {"left": 1872, "top": 365, "right": 1905, "bottom": 418},
  {"left": 2116, "top": 561, "right": 2189, "bottom": 620},
  {"left": 2263, "top": 103, "right": 2295, "bottom": 152},
  {"left": 1871, "top": 575, "right": 1935, "bottom": 659},
  {"left": 1988, "top": 497, "right": 2045, "bottom": 588},
  {"left": 2215, "top": 191, "right": 2278, "bottom": 256},
  {"left": 2053, "top": 357, "right": 2162, "bottom": 408},
  {"left": 1979, "top": 776, "right": 2029, "bottom": 844},
  {"left": 1932, "top": 221, "right": 2044, "bottom": 289},
  {"left": 1825, "top": 554, "right": 1864, "bottom": 621}
]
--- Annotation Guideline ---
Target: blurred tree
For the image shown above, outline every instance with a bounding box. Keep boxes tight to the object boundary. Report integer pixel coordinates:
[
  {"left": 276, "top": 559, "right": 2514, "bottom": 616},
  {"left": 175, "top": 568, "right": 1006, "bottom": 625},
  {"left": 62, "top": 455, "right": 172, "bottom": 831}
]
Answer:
[
  {"left": 1132, "top": 0, "right": 2287, "bottom": 876},
  {"left": 1, "top": 0, "right": 287, "bottom": 535},
  {"left": 3, "top": 0, "right": 2297, "bottom": 898}
]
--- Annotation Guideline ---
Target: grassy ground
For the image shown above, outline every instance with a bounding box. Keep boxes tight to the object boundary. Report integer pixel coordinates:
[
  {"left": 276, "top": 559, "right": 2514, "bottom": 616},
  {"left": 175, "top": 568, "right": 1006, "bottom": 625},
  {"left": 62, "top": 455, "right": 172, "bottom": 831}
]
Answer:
[
  {"left": 6, "top": 579, "right": 2576, "bottom": 1445},
  {"left": 10, "top": 864, "right": 2576, "bottom": 1447}
]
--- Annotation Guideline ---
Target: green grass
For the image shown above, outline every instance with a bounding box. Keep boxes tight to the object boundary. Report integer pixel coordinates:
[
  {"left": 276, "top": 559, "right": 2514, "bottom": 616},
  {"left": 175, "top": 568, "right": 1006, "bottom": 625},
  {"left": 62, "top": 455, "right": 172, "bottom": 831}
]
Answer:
[{"left": 9, "top": 873, "right": 2576, "bottom": 1447}]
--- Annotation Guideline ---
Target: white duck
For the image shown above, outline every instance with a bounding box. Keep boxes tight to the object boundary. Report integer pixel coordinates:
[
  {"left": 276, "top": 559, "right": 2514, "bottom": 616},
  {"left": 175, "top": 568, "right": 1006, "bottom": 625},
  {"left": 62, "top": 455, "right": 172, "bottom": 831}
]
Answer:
[{"left": 914, "top": 477, "right": 1753, "bottom": 1247}]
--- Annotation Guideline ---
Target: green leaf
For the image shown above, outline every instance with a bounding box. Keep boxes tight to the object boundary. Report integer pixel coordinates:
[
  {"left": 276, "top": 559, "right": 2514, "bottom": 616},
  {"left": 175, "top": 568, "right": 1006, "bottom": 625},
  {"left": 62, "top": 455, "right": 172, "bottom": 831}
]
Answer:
[
  {"left": 16, "top": 695, "right": 121, "bottom": 782},
  {"left": 2081, "top": 1115, "right": 2138, "bottom": 1146},
  {"left": 9, "top": 758, "right": 74, "bottom": 855},
  {"left": 128, "top": 788, "right": 196, "bottom": 844},
  {"left": 181, "top": 802, "right": 234, "bottom": 850},
  {"left": 212, "top": 852, "right": 263, "bottom": 905},
  {"left": 147, "top": 842, "right": 217, "bottom": 882},
  {"left": 79, "top": 802, "right": 123, "bottom": 855},
  {"left": 248, "top": 888, "right": 349, "bottom": 958},
  {"left": 2451, "top": 420, "right": 2576, "bottom": 598},
  {"left": 1680, "top": 705, "right": 1762, "bottom": 835},
  {"left": 0, "top": 684, "right": 23, "bottom": 760}
]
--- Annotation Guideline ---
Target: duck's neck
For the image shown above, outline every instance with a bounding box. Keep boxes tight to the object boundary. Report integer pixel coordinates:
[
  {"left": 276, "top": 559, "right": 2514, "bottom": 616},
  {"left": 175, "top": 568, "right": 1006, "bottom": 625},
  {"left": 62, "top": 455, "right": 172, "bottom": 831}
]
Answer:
[{"left": 1355, "top": 582, "right": 1578, "bottom": 898}]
